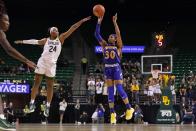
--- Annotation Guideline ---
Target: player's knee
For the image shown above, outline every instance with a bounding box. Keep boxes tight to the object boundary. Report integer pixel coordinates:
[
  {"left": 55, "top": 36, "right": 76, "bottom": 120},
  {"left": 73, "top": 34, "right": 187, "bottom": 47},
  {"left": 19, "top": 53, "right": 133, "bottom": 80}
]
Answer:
[
  {"left": 114, "top": 80, "right": 123, "bottom": 84},
  {"left": 106, "top": 80, "right": 113, "bottom": 87},
  {"left": 116, "top": 84, "right": 127, "bottom": 99}
]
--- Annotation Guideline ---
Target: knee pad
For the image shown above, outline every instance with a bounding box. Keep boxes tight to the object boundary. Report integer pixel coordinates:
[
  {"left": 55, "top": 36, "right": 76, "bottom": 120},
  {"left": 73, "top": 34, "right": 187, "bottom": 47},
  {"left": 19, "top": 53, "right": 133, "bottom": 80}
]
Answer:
[
  {"left": 107, "top": 86, "right": 114, "bottom": 103},
  {"left": 116, "top": 84, "right": 127, "bottom": 99}
]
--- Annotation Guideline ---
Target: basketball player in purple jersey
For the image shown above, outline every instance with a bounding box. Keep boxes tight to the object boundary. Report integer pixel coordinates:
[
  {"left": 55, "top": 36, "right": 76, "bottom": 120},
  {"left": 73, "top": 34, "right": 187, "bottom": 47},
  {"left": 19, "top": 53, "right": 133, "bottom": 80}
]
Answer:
[{"left": 95, "top": 14, "right": 134, "bottom": 124}]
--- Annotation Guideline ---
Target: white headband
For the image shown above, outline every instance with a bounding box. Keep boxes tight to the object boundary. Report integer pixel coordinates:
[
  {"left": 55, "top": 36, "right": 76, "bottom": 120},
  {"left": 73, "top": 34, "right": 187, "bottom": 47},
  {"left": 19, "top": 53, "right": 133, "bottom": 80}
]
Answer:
[{"left": 50, "top": 27, "right": 58, "bottom": 34}]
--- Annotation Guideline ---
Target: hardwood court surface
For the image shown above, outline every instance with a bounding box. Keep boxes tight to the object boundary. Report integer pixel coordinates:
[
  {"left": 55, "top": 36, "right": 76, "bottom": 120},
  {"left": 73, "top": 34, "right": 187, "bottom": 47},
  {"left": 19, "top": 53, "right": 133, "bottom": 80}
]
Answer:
[{"left": 15, "top": 124, "right": 196, "bottom": 131}]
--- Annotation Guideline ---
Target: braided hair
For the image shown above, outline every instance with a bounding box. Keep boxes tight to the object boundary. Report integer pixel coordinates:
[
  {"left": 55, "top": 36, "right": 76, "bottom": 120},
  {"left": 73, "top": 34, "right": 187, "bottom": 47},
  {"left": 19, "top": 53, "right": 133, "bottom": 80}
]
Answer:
[{"left": 0, "top": 0, "right": 7, "bottom": 20}]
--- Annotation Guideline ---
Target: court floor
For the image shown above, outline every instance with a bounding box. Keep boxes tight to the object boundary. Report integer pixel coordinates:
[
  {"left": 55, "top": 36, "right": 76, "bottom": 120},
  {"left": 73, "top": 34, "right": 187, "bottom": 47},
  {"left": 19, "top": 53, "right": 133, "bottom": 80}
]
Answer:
[{"left": 15, "top": 124, "right": 196, "bottom": 131}]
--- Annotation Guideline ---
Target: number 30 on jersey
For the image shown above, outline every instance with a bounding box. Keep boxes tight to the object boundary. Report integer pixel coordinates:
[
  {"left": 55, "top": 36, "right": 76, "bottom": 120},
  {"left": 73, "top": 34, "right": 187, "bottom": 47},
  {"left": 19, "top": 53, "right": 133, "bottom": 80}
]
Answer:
[{"left": 105, "top": 50, "right": 116, "bottom": 59}]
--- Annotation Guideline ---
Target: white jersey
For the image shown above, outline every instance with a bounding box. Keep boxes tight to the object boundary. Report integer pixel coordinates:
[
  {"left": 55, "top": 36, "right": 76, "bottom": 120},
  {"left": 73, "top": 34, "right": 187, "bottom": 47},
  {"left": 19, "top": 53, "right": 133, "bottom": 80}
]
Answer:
[{"left": 40, "top": 37, "right": 62, "bottom": 64}]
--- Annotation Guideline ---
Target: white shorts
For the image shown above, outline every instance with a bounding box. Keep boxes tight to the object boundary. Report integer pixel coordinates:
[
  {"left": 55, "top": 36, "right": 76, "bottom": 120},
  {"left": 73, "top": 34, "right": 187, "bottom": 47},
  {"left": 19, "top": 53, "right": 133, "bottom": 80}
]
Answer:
[
  {"left": 147, "top": 91, "right": 154, "bottom": 96},
  {"left": 34, "top": 58, "right": 56, "bottom": 78}
]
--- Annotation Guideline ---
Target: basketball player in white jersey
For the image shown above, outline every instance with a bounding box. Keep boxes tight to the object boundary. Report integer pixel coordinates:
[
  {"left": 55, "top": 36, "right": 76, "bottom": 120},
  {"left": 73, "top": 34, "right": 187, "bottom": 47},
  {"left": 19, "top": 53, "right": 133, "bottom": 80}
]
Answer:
[{"left": 14, "top": 16, "right": 91, "bottom": 117}]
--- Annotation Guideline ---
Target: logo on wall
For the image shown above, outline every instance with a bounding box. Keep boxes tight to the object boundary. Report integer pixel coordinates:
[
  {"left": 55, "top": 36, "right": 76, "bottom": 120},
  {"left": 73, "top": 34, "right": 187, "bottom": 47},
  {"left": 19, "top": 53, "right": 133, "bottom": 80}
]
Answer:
[
  {"left": 160, "top": 110, "right": 172, "bottom": 117},
  {"left": 0, "top": 82, "right": 30, "bottom": 94},
  {"left": 95, "top": 46, "right": 145, "bottom": 53},
  {"left": 162, "top": 96, "right": 170, "bottom": 105},
  {"left": 156, "top": 88, "right": 176, "bottom": 124}
]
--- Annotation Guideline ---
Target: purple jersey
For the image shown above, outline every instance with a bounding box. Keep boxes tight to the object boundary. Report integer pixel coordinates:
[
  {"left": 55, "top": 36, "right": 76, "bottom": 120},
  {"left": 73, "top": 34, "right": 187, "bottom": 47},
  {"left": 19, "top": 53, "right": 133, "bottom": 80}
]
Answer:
[
  {"left": 103, "top": 45, "right": 122, "bottom": 80},
  {"left": 103, "top": 46, "right": 121, "bottom": 64}
]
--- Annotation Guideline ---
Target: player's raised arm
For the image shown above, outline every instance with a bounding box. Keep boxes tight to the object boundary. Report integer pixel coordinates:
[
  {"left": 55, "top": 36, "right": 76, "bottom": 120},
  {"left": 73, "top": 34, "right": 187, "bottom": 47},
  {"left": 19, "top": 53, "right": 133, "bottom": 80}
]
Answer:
[
  {"left": 94, "top": 17, "right": 107, "bottom": 47},
  {"left": 59, "top": 16, "right": 91, "bottom": 44},
  {"left": 0, "top": 31, "right": 36, "bottom": 69},
  {"left": 14, "top": 38, "right": 47, "bottom": 45},
  {"left": 113, "top": 13, "right": 123, "bottom": 49}
]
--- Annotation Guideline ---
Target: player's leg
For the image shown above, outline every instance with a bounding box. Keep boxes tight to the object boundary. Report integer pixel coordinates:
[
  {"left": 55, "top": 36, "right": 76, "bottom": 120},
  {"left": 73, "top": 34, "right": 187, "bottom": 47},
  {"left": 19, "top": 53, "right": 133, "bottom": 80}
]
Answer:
[
  {"left": 44, "top": 64, "right": 56, "bottom": 117},
  {"left": 29, "top": 74, "right": 43, "bottom": 112},
  {"left": 59, "top": 111, "right": 64, "bottom": 124},
  {"left": 114, "top": 66, "right": 134, "bottom": 120},
  {"left": 105, "top": 67, "right": 116, "bottom": 124},
  {"left": 44, "top": 77, "right": 54, "bottom": 117},
  {"left": 106, "top": 79, "right": 116, "bottom": 124},
  {"left": 31, "top": 74, "right": 43, "bottom": 101},
  {"left": 29, "top": 59, "right": 45, "bottom": 112},
  {"left": 115, "top": 79, "right": 134, "bottom": 120}
]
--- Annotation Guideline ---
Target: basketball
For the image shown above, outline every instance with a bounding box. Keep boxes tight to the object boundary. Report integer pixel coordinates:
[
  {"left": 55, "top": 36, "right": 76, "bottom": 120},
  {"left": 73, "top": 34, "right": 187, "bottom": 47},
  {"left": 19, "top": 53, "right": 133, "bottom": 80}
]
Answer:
[{"left": 93, "top": 4, "right": 105, "bottom": 17}]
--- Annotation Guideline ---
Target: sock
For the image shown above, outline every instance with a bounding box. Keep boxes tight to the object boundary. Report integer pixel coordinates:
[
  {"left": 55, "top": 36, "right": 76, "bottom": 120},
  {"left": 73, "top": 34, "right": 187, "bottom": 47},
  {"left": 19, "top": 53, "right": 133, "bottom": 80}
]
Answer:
[
  {"left": 125, "top": 103, "right": 131, "bottom": 109},
  {"left": 30, "top": 100, "right": 35, "bottom": 104},
  {"left": 110, "top": 108, "right": 115, "bottom": 113},
  {"left": 47, "top": 102, "right": 50, "bottom": 107}
]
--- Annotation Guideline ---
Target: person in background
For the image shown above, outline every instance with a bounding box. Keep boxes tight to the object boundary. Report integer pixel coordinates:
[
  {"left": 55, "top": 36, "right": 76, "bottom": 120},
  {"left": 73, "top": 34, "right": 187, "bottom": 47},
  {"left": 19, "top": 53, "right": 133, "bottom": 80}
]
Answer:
[
  {"left": 154, "top": 82, "right": 161, "bottom": 103},
  {"left": 59, "top": 98, "right": 67, "bottom": 124},
  {"left": 170, "top": 83, "right": 176, "bottom": 104},
  {"left": 179, "top": 84, "right": 187, "bottom": 107},
  {"left": 7, "top": 102, "right": 14, "bottom": 124},
  {"left": 79, "top": 111, "right": 88, "bottom": 125},
  {"left": 181, "top": 106, "right": 195, "bottom": 124},
  {"left": 87, "top": 78, "right": 95, "bottom": 104},
  {"left": 40, "top": 86, "right": 47, "bottom": 98},
  {"left": 23, "top": 105, "right": 30, "bottom": 123},
  {"left": 134, "top": 104, "right": 143, "bottom": 124},
  {"left": 74, "top": 99, "right": 80, "bottom": 124},
  {"left": 3, "top": 101, "right": 7, "bottom": 119},
  {"left": 40, "top": 101, "right": 47, "bottom": 124},
  {"left": 58, "top": 86, "right": 66, "bottom": 100},
  {"left": 18, "top": 63, "right": 25, "bottom": 73},
  {"left": 91, "top": 110, "right": 98, "bottom": 123},
  {"left": 147, "top": 79, "right": 154, "bottom": 104},
  {"left": 81, "top": 56, "right": 88, "bottom": 74},
  {"left": 96, "top": 103, "right": 105, "bottom": 123},
  {"left": 131, "top": 80, "right": 140, "bottom": 104},
  {"left": 95, "top": 78, "right": 104, "bottom": 104}
]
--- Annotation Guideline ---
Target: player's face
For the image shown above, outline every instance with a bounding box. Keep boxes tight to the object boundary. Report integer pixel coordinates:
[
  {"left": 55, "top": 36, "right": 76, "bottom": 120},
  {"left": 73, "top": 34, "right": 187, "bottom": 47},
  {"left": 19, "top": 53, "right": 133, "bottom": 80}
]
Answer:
[
  {"left": 108, "top": 34, "right": 116, "bottom": 44},
  {"left": 0, "top": 14, "right": 10, "bottom": 32},
  {"left": 50, "top": 27, "right": 59, "bottom": 38}
]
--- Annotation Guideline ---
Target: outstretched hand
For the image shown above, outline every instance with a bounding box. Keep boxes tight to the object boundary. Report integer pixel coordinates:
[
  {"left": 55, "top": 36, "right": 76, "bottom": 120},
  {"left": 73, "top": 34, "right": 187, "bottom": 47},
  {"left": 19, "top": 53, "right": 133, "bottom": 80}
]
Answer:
[{"left": 113, "top": 13, "right": 117, "bottom": 23}]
